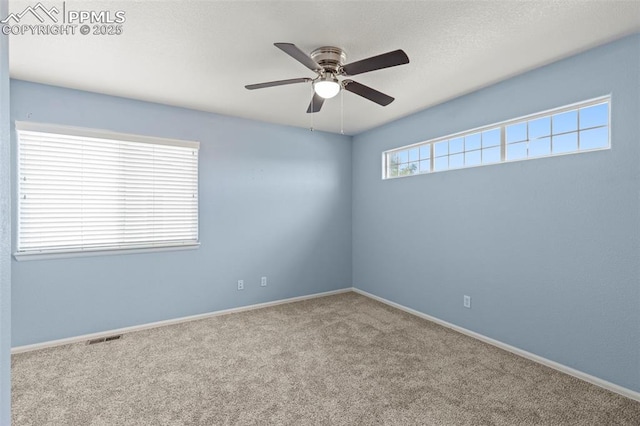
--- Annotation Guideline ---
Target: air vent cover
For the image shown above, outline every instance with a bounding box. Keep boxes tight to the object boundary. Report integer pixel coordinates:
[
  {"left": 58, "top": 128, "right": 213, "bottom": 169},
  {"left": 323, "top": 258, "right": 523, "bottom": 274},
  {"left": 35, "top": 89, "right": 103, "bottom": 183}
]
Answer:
[{"left": 87, "top": 334, "right": 122, "bottom": 345}]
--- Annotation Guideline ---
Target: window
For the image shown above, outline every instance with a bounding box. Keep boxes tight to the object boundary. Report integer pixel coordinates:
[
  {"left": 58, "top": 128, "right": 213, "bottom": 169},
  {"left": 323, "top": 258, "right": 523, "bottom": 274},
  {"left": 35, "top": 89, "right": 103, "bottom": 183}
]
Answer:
[
  {"left": 16, "top": 122, "right": 199, "bottom": 258},
  {"left": 432, "top": 128, "right": 501, "bottom": 172},
  {"left": 383, "top": 96, "right": 610, "bottom": 179},
  {"left": 506, "top": 102, "right": 609, "bottom": 160}
]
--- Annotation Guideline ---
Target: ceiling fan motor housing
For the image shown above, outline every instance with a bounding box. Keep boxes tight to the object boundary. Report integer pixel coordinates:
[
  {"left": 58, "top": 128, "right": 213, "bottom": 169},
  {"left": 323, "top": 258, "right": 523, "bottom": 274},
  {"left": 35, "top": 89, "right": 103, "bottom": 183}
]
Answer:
[{"left": 310, "top": 46, "right": 347, "bottom": 74}]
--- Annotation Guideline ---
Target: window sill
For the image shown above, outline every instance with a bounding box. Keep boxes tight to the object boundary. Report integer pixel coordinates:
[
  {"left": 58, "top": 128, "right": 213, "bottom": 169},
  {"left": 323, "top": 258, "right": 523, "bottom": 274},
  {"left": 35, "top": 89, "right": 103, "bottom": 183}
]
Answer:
[{"left": 13, "top": 243, "right": 200, "bottom": 261}]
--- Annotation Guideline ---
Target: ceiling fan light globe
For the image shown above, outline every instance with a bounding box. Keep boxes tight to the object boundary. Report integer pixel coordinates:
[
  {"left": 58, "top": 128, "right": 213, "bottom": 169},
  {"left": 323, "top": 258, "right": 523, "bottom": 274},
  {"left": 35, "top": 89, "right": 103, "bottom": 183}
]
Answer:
[{"left": 314, "top": 80, "right": 341, "bottom": 99}]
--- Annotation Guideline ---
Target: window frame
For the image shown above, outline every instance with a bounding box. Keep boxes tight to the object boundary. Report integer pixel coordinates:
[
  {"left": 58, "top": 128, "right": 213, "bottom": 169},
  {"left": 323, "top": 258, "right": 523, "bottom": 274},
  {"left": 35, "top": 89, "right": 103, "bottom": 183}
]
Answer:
[
  {"left": 382, "top": 95, "right": 611, "bottom": 179},
  {"left": 14, "top": 121, "right": 200, "bottom": 261}
]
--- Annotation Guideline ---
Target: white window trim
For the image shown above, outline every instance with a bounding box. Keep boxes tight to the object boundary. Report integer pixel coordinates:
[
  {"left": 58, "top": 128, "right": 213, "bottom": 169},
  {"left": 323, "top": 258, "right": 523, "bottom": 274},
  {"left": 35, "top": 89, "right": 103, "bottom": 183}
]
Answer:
[
  {"left": 13, "top": 243, "right": 200, "bottom": 262},
  {"left": 15, "top": 121, "right": 199, "bottom": 149},
  {"left": 14, "top": 122, "right": 200, "bottom": 260},
  {"left": 382, "top": 95, "right": 611, "bottom": 179}
]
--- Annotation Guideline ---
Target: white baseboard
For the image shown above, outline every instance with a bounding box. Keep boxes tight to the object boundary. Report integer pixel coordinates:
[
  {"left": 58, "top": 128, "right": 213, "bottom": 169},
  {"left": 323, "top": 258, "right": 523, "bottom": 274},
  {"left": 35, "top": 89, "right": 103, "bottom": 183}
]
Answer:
[
  {"left": 352, "top": 288, "right": 640, "bottom": 403},
  {"left": 11, "top": 287, "right": 352, "bottom": 354}
]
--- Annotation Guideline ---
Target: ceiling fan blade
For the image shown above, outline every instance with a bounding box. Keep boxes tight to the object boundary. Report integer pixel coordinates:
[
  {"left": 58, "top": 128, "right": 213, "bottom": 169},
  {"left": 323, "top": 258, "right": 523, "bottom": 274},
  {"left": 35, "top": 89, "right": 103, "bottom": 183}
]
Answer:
[
  {"left": 245, "top": 78, "right": 312, "bottom": 90},
  {"left": 343, "top": 80, "right": 394, "bottom": 106},
  {"left": 275, "top": 43, "right": 322, "bottom": 72},
  {"left": 306, "top": 93, "right": 325, "bottom": 113},
  {"left": 342, "top": 49, "right": 409, "bottom": 76}
]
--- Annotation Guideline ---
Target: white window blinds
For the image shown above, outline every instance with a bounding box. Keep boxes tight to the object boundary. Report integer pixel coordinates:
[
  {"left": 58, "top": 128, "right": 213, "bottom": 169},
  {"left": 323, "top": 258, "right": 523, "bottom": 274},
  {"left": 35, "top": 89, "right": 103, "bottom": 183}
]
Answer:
[{"left": 16, "top": 122, "right": 199, "bottom": 257}]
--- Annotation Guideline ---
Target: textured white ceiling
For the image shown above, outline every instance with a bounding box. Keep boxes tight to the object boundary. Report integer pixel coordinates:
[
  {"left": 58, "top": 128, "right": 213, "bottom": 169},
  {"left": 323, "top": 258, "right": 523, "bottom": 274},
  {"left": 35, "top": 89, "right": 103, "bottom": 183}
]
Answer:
[{"left": 8, "top": 0, "right": 640, "bottom": 135}]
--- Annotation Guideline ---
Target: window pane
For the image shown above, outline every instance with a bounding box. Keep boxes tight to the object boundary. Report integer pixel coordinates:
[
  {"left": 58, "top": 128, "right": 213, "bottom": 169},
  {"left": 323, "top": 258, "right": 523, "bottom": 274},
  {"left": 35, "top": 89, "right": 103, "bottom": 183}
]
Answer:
[
  {"left": 506, "top": 123, "right": 527, "bottom": 143},
  {"left": 552, "top": 110, "right": 577, "bottom": 134},
  {"left": 529, "top": 136, "right": 550, "bottom": 157},
  {"left": 419, "top": 159, "right": 430, "bottom": 173},
  {"left": 408, "top": 148, "right": 419, "bottom": 162},
  {"left": 482, "top": 129, "right": 500, "bottom": 148},
  {"left": 434, "top": 156, "right": 448, "bottom": 171},
  {"left": 449, "top": 153, "right": 464, "bottom": 169},
  {"left": 580, "top": 127, "right": 608, "bottom": 150},
  {"left": 389, "top": 162, "right": 399, "bottom": 177},
  {"left": 387, "top": 152, "right": 398, "bottom": 165},
  {"left": 449, "top": 138, "right": 464, "bottom": 154},
  {"left": 580, "top": 103, "right": 608, "bottom": 129},
  {"left": 529, "top": 117, "right": 550, "bottom": 139},
  {"left": 465, "top": 133, "right": 481, "bottom": 151},
  {"left": 465, "top": 150, "right": 481, "bottom": 166},
  {"left": 434, "top": 141, "right": 448, "bottom": 157},
  {"left": 482, "top": 146, "right": 500, "bottom": 164},
  {"left": 398, "top": 150, "right": 408, "bottom": 163},
  {"left": 553, "top": 132, "right": 577, "bottom": 154},
  {"left": 507, "top": 142, "right": 527, "bottom": 160},
  {"left": 419, "top": 145, "right": 430, "bottom": 159},
  {"left": 399, "top": 163, "right": 417, "bottom": 176}
]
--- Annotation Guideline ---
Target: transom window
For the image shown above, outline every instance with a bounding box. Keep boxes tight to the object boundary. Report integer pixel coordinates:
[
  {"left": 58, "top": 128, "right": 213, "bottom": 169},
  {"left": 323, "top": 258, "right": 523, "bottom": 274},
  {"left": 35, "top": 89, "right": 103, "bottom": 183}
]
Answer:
[
  {"left": 383, "top": 96, "right": 610, "bottom": 179},
  {"left": 506, "top": 102, "right": 609, "bottom": 160},
  {"left": 15, "top": 122, "right": 200, "bottom": 259},
  {"left": 433, "top": 127, "right": 501, "bottom": 172}
]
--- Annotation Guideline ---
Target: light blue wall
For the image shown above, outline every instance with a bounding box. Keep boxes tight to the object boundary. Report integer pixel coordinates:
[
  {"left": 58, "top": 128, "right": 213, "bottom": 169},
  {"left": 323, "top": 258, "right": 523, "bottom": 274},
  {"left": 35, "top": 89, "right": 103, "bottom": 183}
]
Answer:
[
  {"left": 352, "top": 34, "right": 640, "bottom": 392},
  {"left": 10, "top": 80, "right": 352, "bottom": 347},
  {"left": 0, "top": 0, "right": 11, "bottom": 421}
]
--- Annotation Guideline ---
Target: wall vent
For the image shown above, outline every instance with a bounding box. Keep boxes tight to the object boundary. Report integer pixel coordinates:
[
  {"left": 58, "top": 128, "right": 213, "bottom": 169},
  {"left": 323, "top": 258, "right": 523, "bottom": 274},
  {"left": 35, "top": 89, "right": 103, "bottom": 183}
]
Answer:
[{"left": 87, "top": 334, "right": 122, "bottom": 345}]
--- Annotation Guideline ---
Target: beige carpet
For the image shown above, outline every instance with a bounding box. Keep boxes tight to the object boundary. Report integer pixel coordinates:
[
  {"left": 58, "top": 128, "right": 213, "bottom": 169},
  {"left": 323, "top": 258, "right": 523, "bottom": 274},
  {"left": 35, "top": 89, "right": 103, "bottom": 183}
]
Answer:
[{"left": 11, "top": 292, "right": 640, "bottom": 425}]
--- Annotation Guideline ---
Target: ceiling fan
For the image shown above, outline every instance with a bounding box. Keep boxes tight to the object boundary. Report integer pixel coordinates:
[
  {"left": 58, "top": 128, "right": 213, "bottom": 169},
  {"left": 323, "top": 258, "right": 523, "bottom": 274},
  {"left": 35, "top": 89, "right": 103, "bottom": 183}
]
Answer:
[{"left": 245, "top": 43, "right": 410, "bottom": 113}]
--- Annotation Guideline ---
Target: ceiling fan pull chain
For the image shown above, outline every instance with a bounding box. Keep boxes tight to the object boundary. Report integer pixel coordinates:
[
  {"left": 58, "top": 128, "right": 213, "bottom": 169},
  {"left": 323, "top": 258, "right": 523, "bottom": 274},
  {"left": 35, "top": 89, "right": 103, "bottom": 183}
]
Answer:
[
  {"left": 310, "top": 84, "right": 314, "bottom": 131},
  {"left": 341, "top": 89, "right": 344, "bottom": 135}
]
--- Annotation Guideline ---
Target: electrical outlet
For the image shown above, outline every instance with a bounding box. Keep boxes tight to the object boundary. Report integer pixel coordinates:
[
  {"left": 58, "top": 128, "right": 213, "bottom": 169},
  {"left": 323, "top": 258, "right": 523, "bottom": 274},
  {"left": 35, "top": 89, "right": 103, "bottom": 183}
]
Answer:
[
  {"left": 237, "top": 280, "right": 244, "bottom": 291},
  {"left": 261, "top": 276, "right": 267, "bottom": 287},
  {"left": 463, "top": 295, "right": 471, "bottom": 308}
]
